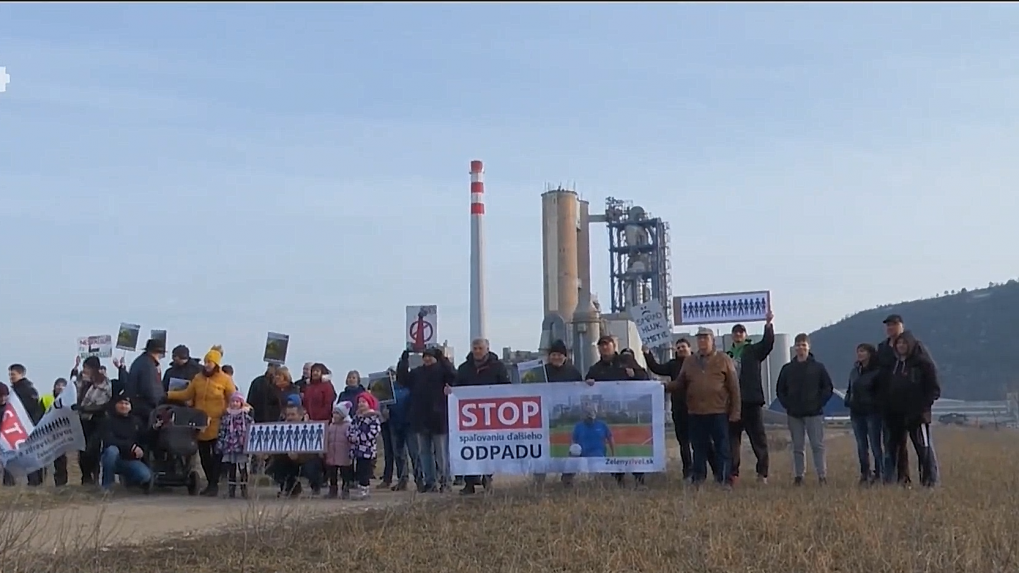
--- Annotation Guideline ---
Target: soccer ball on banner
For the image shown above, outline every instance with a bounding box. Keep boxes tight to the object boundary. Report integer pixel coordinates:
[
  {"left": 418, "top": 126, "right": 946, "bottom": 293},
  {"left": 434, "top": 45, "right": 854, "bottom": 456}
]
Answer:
[{"left": 568, "top": 443, "right": 582, "bottom": 457}]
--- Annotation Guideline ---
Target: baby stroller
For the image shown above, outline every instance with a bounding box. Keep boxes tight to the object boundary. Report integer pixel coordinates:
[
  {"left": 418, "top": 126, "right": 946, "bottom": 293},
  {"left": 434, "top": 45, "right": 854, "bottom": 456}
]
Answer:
[{"left": 148, "top": 404, "right": 208, "bottom": 495}]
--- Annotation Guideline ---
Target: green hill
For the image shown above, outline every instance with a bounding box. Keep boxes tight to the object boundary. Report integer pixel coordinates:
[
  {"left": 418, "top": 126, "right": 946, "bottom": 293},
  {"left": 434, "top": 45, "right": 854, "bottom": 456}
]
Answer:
[{"left": 807, "top": 280, "right": 1019, "bottom": 401}]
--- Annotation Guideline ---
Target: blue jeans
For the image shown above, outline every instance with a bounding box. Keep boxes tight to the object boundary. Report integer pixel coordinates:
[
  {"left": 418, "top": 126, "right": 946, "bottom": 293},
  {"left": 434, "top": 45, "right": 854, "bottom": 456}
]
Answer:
[
  {"left": 390, "top": 425, "right": 412, "bottom": 483},
  {"left": 101, "top": 446, "right": 152, "bottom": 490},
  {"left": 415, "top": 432, "right": 449, "bottom": 489},
  {"left": 850, "top": 413, "right": 884, "bottom": 479},
  {"left": 688, "top": 413, "right": 730, "bottom": 484}
]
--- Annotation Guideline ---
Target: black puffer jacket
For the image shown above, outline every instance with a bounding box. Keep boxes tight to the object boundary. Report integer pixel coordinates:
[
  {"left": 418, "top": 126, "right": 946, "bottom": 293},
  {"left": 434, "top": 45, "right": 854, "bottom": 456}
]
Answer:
[
  {"left": 845, "top": 361, "right": 881, "bottom": 416},
  {"left": 455, "top": 352, "right": 511, "bottom": 386},
  {"left": 878, "top": 331, "right": 940, "bottom": 418},
  {"left": 545, "top": 362, "right": 583, "bottom": 382},
  {"left": 776, "top": 354, "right": 834, "bottom": 418},
  {"left": 12, "top": 378, "right": 43, "bottom": 423}
]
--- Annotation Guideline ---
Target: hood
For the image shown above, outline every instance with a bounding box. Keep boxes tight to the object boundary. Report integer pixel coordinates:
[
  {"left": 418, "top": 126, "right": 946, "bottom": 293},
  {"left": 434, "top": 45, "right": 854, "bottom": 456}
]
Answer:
[
  {"left": 894, "top": 331, "right": 919, "bottom": 358},
  {"left": 794, "top": 352, "right": 816, "bottom": 363},
  {"left": 855, "top": 359, "right": 880, "bottom": 373}
]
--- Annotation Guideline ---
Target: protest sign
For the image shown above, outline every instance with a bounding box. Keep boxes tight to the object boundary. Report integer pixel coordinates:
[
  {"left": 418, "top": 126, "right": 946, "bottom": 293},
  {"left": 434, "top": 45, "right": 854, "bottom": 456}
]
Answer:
[
  {"left": 405, "top": 305, "right": 438, "bottom": 351},
  {"left": 263, "top": 332, "right": 289, "bottom": 364},
  {"left": 117, "top": 323, "right": 141, "bottom": 351},
  {"left": 150, "top": 329, "right": 167, "bottom": 347},
  {"left": 0, "top": 389, "right": 36, "bottom": 451},
  {"left": 368, "top": 371, "right": 396, "bottom": 405},
  {"left": 167, "top": 377, "right": 190, "bottom": 391},
  {"left": 448, "top": 381, "right": 666, "bottom": 475},
  {"left": 515, "top": 359, "right": 548, "bottom": 384},
  {"left": 245, "top": 422, "right": 325, "bottom": 454},
  {"left": 77, "top": 335, "right": 113, "bottom": 358},
  {"left": 0, "top": 383, "right": 85, "bottom": 476},
  {"left": 630, "top": 300, "right": 672, "bottom": 348}
]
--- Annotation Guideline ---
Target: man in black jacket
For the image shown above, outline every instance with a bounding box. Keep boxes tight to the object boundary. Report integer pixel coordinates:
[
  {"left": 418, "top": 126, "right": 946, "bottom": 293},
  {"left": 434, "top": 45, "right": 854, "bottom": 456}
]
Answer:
[
  {"left": 399, "top": 348, "right": 457, "bottom": 493},
  {"left": 725, "top": 313, "right": 775, "bottom": 484},
  {"left": 6, "top": 364, "right": 44, "bottom": 486},
  {"left": 124, "top": 339, "right": 166, "bottom": 427},
  {"left": 775, "top": 334, "right": 833, "bottom": 486},
  {"left": 645, "top": 338, "right": 718, "bottom": 481},
  {"left": 879, "top": 330, "right": 940, "bottom": 487},
  {"left": 876, "top": 314, "right": 939, "bottom": 485},
  {"left": 455, "top": 338, "right": 511, "bottom": 495},
  {"left": 99, "top": 392, "right": 154, "bottom": 495},
  {"left": 162, "top": 345, "right": 202, "bottom": 392},
  {"left": 536, "top": 340, "right": 583, "bottom": 487},
  {"left": 585, "top": 335, "right": 647, "bottom": 488}
]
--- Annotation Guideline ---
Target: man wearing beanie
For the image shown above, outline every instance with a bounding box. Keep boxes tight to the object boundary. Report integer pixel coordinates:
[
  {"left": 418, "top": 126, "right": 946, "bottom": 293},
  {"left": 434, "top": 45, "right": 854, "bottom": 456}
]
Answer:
[
  {"left": 544, "top": 340, "right": 583, "bottom": 382},
  {"left": 162, "top": 345, "right": 202, "bottom": 392}
]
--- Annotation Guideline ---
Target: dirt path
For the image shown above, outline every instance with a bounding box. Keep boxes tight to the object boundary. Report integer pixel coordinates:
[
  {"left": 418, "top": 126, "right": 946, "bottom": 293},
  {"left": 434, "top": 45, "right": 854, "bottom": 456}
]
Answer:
[{"left": 7, "top": 486, "right": 416, "bottom": 552}]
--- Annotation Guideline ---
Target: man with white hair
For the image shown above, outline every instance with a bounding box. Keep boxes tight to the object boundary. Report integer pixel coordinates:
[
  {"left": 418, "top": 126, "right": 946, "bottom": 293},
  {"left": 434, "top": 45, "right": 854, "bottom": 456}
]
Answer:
[{"left": 455, "top": 338, "right": 511, "bottom": 495}]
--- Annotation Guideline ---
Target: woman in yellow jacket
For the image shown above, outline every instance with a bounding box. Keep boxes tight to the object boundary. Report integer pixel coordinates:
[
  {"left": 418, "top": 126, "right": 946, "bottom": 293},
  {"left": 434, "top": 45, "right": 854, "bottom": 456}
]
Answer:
[{"left": 168, "top": 345, "right": 236, "bottom": 497}]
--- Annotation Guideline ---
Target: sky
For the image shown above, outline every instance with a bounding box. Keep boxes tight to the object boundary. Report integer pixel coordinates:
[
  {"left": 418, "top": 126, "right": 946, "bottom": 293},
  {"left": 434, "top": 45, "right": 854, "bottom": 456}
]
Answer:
[{"left": 2, "top": 4, "right": 1019, "bottom": 392}]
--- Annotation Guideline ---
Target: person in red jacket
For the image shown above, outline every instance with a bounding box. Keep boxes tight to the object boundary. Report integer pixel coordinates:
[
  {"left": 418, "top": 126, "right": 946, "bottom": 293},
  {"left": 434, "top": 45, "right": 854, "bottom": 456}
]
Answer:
[{"left": 302, "top": 363, "right": 337, "bottom": 422}]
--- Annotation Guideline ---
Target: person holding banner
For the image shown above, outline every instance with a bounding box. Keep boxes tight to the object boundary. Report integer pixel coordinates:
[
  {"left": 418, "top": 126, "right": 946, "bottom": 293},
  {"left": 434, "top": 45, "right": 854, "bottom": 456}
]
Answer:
[
  {"left": 6, "top": 364, "right": 44, "bottom": 486},
  {"left": 75, "top": 356, "right": 113, "bottom": 485},
  {"left": 585, "top": 336, "right": 649, "bottom": 489},
  {"left": 455, "top": 338, "right": 511, "bottom": 496},
  {"left": 535, "top": 339, "right": 583, "bottom": 488},
  {"left": 44, "top": 378, "right": 69, "bottom": 486}
]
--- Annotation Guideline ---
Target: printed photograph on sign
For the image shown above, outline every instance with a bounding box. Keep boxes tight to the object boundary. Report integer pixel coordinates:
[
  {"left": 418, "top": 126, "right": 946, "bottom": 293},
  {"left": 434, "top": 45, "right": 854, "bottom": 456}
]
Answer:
[
  {"left": 516, "top": 359, "right": 548, "bottom": 384},
  {"left": 405, "top": 305, "right": 438, "bottom": 351},
  {"left": 368, "top": 371, "right": 396, "bottom": 405},
  {"left": 628, "top": 300, "right": 672, "bottom": 348},
  {"left": 116, "top": 323, "right": 141, "bottom": 351},
  {"left": 77, "top": 335, "right": 113, "bottom": 358},
  {"left": 263, "top": 332, "right": 290, "bottom": 364},
  {"left": 167, "top": 377, "right": 190, "bottom": 392},
  {"left": 672, "top": 290, "right": 771, "bottom": 326},
  {"left": 150, "top": 329, "right": 167, "bottom": 347},
  {"left": 245, "top": 421, "right": 326, "bottom": 454},
  {"left": 547, "top": 393, "right": 655, "bottom": 459}
]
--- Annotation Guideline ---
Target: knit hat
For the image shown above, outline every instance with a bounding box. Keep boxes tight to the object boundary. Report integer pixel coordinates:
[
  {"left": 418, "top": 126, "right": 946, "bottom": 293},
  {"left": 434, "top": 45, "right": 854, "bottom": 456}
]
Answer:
[
  {"left": 286, "top": 393, "right": 303, "bottom": 408},
  {"left": 357, "top": 392, "right": 379, "bottom": 411},
  {"left": 423, "top": 347, "right": 443, "bottom": 360},
  {"left": 229, "top": 392, "right": 244, "bottom": 404},
  {"left": 204, "top": 345, "right": 224, "bottom": 367},
  {"left": 548, "top": 339, "right": 569, "bottom": 356},
  {"left": 335, "top": 401, "right": 352, "bottom": 421}
]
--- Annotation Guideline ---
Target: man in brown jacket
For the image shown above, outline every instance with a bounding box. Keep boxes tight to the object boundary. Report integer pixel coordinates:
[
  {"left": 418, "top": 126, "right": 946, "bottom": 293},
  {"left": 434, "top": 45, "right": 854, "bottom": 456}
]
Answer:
[{"left": 668, "top": 327, "right": 740, "bottom": 485}]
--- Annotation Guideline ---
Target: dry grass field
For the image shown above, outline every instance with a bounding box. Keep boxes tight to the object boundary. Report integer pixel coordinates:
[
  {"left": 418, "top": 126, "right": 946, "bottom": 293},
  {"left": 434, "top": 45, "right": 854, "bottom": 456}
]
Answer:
[{"left": 3, "top": 426, "right": 1019, "bottom": 573}]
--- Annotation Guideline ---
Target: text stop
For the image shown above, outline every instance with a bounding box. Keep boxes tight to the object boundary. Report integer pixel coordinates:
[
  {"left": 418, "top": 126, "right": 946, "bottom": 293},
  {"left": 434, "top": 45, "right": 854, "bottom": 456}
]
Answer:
[{"left": 458, "top": 397, "right": 542, "bottom": 431}]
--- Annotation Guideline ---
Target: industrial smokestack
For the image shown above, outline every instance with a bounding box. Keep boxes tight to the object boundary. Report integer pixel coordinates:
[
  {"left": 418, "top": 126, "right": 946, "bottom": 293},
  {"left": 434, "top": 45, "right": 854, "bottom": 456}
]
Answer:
[{"left": 469, "top": 160, "right": 487, "bottom": 342}]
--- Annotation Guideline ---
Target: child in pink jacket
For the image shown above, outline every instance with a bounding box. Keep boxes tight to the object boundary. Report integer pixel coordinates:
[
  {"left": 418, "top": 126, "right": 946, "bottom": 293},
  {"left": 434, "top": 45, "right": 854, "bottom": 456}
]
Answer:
[{"left": 324, "top": 401, "right": 353, "bottom": 499}]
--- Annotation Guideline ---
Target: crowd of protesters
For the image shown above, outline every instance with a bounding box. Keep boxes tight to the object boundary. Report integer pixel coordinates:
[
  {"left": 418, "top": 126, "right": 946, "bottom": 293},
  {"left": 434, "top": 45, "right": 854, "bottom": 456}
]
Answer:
[{"left": 1, "top": 311, "right": 941, "bottom": 496}]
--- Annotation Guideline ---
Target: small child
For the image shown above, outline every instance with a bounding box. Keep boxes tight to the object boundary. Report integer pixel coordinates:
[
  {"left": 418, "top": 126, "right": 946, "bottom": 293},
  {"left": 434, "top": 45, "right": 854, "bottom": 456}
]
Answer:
[
  {"left": 324, "top": 401, "right": 353, "bottom": 499},
  {"left": 217, "top": 392, "right": 253, "bottom": 498},
  {"left": 346, "top": 393, "right": 382, "bottom": 499},
  {"left": 272, "top": 405, "right": 324, "bottom": 497}
]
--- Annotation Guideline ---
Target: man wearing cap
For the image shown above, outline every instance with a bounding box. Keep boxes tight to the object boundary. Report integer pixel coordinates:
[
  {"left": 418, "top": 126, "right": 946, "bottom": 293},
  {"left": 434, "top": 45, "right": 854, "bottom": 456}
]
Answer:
[
  {"left": 725, "top": 311, "right": 775, "bottom": 485},
  {"left": 585, "top": 335, "right": 649, "bottom": 488},
  {"left": 668, "top": 327, "right": 740, "bottom": 486},
  {"left": 533, "top": 340, "right": 584, "bottom": 488},
  {"left": 877, "top": 314, "right": 939, "bottom": 486},
  {"left": 124, "top": 338, "right": 166, "bottom": 427},
  {"left": 162, "top": 345, "right": 202, "bottom": 392}
]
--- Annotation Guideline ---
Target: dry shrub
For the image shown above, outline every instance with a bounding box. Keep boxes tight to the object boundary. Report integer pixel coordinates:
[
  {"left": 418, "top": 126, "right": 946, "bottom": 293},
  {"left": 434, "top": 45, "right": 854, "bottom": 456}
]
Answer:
[{"left": 5, "top": 427, "right": 1019, "bottom": 573}]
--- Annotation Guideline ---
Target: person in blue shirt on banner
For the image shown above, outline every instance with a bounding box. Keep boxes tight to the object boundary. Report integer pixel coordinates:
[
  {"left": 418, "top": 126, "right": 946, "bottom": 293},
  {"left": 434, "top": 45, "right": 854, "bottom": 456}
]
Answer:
[{"left": 571, "top": 402, "right": 615, "bottom": 458}]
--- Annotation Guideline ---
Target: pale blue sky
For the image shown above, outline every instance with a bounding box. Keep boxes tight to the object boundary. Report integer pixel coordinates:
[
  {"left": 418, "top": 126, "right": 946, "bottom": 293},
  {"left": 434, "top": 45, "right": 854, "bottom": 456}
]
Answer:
[{"left": 2, "top": 4, "right": 1018, "bottom": 390}]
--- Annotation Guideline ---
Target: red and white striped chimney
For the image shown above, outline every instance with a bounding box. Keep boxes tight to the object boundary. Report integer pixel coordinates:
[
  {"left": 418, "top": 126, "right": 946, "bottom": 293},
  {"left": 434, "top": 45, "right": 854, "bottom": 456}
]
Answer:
[{"left": 469, "top": 160, "right": 486, "bottom": 341}]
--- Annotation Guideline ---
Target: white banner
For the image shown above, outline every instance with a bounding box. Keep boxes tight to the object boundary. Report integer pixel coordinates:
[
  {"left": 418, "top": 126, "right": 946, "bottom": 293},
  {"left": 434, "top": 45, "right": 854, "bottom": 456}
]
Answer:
[
  {"left": 0, "top": 383, "right": 85, "bottom": 476},
  {"left": 448, "top": 381, "right": 666, "bottom": 475}
]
